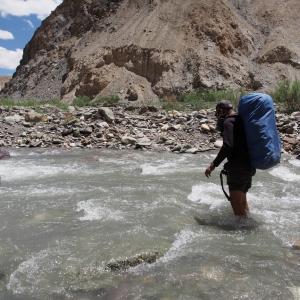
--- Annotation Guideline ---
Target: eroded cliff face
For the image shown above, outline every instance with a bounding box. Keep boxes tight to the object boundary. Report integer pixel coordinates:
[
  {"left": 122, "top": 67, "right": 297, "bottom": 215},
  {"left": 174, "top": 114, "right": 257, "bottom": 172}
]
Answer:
[{"left": 1, "top": 0, "right": 300, "bottom": 103}]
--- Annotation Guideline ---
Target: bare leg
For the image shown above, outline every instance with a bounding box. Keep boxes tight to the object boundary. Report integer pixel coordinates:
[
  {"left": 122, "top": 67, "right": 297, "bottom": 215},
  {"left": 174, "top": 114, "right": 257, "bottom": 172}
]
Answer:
[{"left": 229, "top": 190, "right": 249, "bottom": 217}]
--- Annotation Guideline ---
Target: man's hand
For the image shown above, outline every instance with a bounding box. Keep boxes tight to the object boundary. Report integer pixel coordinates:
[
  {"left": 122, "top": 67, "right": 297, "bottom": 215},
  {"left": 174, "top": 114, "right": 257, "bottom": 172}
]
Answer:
[{"left": 205, "top": 163, "right": 215, "bottom": 178}]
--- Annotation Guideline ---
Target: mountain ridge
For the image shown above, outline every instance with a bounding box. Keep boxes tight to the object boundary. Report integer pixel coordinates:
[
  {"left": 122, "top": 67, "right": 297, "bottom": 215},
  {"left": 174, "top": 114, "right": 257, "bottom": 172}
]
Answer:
[{"left": 1, "top": 0, "right": 300, "bottom": 103}]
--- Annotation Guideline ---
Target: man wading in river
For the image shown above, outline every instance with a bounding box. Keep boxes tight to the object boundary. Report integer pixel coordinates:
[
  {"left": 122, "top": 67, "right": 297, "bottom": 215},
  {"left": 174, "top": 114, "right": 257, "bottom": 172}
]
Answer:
[{"left": 205, "top": 100, "right": 255, "bottom": 217}]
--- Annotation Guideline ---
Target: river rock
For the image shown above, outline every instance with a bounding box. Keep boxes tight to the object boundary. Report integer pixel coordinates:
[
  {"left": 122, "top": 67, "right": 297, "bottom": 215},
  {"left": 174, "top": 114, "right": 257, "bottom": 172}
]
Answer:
[
  {"left": 201, "top": 124, "right": 210, "bottom": 132},
  {"left": 291, "top": 111, "right": 300, "bottom": 121},
  {"left": 170, "top": 110, "right": 182, "bottom": 117},
  {"left": 161, "top": 124, "right": 170, "bottom": 131},
  {"left": 121, "top": 135, "right": 137, "bottom": 145},
  {"left": 5, "top": 114, "right": 23, "bottom": 124},
  {"left": 67, "top": 106, "right": 76, "bottom": 113},
  {"left": 172, "top": 124, "right": 182, "bottom": 130},
  {"left": 52, "top": 138, "right": 63, "bottom": 144},
  {"left": 62, "top": 128, "right": 73, "bottom": 136},
  {"left": 292, "top": 240, "right": 300, "bottom": 250},
  {"left": 281, "top": 123, "right": 295, "bottom": 134},
  {"left": 214, "top": 140, "right": 223, "bottom": 148},
  {"left": 97, "top": 121, "right": 109, "bottom": 128},
  {"left": 80, "top": 127, "right": 93, "bottom": 135},
  {"left": 97, "top": 107, "right": 115, "bottom": 123},
  {"left": 25, "top": 111, "right": 46, "bottom": 123},
  {"left": 30, "top": 140, "right": 42, "bottom": 147},
  {"left": 136, "top": 137, "right": 151, "bottom": 147},
  {"left": 186, "top": 147, "right": 199, "bottom": 154},
  {"left": 105, "top": 252, "right": 159, "bottom": 271},
  {"left": 171, "top": 144, "right": 182, "bottom": 152},
  {"left": 283, "top": 136, "right": 298, "bottom": 145}
]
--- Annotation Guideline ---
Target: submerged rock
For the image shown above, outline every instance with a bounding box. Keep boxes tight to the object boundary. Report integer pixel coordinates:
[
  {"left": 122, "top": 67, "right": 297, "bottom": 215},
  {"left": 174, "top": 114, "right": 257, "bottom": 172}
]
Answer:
[
  {"left": 292, "top": 240, "right": 300, "bottom": 250},
  {"left": 105, "top": 252, "right": 160, "bottom": 271}
]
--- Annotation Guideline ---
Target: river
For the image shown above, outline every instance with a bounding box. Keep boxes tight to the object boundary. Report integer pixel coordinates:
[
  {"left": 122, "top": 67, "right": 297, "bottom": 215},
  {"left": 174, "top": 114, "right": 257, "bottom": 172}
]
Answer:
[{"left": 0, "top": 149, "right": 299, "bottom": 300}]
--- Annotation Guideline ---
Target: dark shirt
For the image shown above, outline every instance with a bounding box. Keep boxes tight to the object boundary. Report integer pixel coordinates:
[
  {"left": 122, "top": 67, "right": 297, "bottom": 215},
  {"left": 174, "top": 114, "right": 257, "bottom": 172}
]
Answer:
[{"left": 213, "top": 114, "right": 251, "bottom": 169}]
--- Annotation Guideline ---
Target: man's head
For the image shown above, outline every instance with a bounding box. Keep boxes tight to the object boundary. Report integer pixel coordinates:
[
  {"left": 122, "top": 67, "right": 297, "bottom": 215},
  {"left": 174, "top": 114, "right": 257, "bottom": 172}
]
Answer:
[
  {"left": 215, "top": 100, "right": 233, "bottom": 132},
  {"left": 215, "top": 100, "right": 233, "bottom": 118}
]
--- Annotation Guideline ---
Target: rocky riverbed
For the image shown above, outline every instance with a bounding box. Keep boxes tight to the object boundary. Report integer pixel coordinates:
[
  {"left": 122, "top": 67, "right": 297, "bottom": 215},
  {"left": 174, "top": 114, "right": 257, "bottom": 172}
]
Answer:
[{"left": 0, "top": 105, "right": 299, "bottom": 157}]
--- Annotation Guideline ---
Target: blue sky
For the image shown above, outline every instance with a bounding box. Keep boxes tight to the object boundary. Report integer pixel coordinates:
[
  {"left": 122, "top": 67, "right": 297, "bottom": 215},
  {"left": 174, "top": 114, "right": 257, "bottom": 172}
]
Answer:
[{"left": 0, "top": 0, "right": 62, "bottom": 76}]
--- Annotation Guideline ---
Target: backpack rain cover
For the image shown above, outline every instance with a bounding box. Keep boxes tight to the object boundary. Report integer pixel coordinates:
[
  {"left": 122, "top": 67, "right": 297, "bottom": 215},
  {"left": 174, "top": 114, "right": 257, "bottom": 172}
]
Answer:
[{"left": 238, "top": 93, "right": 281, "bottom": 169}]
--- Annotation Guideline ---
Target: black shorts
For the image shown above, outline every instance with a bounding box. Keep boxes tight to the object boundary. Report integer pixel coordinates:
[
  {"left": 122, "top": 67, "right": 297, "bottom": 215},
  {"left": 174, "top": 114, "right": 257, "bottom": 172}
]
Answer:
[{"left": 224, "top": 162, "right": 256, "bottom": 193}]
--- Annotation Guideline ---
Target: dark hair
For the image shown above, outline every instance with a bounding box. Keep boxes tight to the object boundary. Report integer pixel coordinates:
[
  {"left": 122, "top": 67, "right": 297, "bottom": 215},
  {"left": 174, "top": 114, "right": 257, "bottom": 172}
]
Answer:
[{"left": 215, "top": 100, "right": 233, "bottom": 110}]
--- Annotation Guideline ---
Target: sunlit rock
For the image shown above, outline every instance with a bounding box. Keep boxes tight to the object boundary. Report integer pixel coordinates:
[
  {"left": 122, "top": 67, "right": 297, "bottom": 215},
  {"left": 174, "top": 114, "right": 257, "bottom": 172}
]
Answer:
[
  {"left": 105, "top": 252, "right": 160, "bottom": 271},
  {"left": 214, "top": 140, "right": 223, "bottom": 148}
]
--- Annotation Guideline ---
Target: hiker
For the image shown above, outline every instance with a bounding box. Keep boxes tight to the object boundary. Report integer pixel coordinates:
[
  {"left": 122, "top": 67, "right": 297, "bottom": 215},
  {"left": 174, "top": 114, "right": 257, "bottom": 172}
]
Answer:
[{"left": 205, "top": 100, "right": 255, "bottom": 217}]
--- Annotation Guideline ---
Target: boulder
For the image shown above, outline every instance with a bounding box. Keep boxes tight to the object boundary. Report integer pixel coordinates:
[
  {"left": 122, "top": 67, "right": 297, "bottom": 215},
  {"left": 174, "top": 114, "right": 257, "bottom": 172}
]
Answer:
[
  {"left": 201, "top": 124, "right": 210, "bottom": 132},
  {"left": 79, "top": 127, "right": 93, "bottom": 135},
  {"left": 62, "top": 128, "right": 73, "bottom": 136},
  {"left": 121, "top": 135, "right": 137, "bottom": 145},
  {"left": 97, "top": 121, "right": 109, "bottom": 128},
  {"left": 67, "top": 106, "right": 76, "bottom": 113},
  {"left": 136, "top": 137, "right": 152, "bottom": 147},
  {"left": 172, "top": 124, "right": 182, "bottom": 130},
  {"left": 97, "top": 107, "right": 115, "bottom": 123},
  {"left": 161, "top": 124, "right": 170, "bottom": 131},
  {"left": 214, "top": 140, "right": 223, "bottom": 148},
  {"left": 4, "top": 114, "right": 23, "bottom": 124},
  {"left": 105, "top": 252, "right": 159, "bottom": 271},
  {"left": 291, "top": 111, "right": 300, "bottom": 122},
  {"left": 25, "top": 111, "right": 46, "bottom": 123},
  {"left": 29, "top": 140, "right": 43, "bottom": 147}
]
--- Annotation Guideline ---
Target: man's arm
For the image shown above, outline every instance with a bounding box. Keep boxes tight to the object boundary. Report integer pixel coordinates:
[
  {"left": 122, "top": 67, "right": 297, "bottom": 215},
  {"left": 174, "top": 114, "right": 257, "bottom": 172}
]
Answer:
[{"left": 205, "top": 118, "right": 234, "bottom": 177}]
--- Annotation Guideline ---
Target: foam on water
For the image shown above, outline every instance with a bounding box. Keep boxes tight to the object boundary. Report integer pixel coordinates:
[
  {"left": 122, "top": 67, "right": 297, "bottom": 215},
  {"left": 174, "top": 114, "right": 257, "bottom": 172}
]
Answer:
[
  {"left": 0, "top": 162, "right": 81, "bottom": 182},
  {"left": 288, "top": 287, "right": 300, "bottom": 300},
  {"left": 7, "top": 249, "right": 66, "bottom": 296},
  {"left": 159, "top": 228, "right": 202, "bottom": 263},
  {"left": 25, "top": 185, "right": 108, "bottom": 197},
  {"left": 76, "top": 200, "right": 124, "bottom": 221},
  {"left": 140, "top": 161, "right": 199, "bottom": 176},
  {"left": 187, "top": 183, "right": 225, "bottom": 209},
  {"left": 269, "top": 166, "right": 300, "bottom": 182},
  {"left": 0, "top": 160, "right": 116, "bottom": 183},
  {"left": 140, "top": 162, "right": 181, "bottom": 175},
  {"left": 289, "top": 159, "right": 300, "bottom": 167},
  {"left": 8, "top": 149, "right": 63, "bottom": 158}
]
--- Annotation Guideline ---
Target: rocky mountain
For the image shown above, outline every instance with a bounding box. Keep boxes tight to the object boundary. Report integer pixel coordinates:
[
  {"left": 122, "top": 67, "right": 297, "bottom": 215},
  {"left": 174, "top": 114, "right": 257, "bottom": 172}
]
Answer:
[{"left": 1, "top": 0, "right": 300, "bottom": 103}]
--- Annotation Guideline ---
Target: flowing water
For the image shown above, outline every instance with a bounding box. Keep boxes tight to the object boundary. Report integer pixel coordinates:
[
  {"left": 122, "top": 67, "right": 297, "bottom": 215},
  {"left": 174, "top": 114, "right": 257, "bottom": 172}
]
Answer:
[{"left": 0, "top": 149, "right": 299, "bottom": 300}]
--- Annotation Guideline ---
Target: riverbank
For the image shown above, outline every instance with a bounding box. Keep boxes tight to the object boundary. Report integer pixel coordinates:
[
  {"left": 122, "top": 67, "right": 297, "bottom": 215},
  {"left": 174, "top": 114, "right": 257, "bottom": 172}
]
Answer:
[{"left": 0, "top": 105, "right": 299, "bottom": 157}]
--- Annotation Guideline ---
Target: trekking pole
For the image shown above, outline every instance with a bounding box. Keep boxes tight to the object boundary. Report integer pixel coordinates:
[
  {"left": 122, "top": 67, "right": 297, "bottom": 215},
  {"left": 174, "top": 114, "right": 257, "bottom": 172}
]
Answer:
[{"left": 220, "top": 170, "right": 231, "bottom": 202}]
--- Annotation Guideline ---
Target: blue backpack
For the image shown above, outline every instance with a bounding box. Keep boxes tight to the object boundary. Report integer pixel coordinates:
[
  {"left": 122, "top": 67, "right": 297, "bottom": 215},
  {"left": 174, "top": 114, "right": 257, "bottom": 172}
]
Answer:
[{"left": 238, "top": 93, "right": 281, "bottom": 170}]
